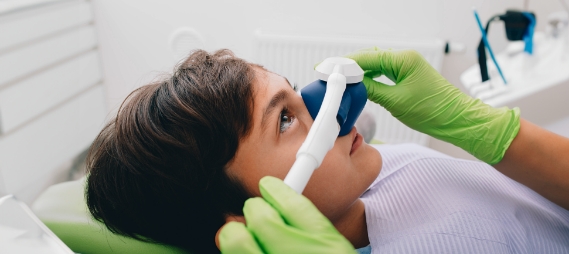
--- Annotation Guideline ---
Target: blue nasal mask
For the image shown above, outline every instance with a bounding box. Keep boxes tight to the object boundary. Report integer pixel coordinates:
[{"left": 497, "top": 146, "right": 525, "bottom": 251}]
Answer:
[
  {"left": 283, "top": 57, "right": 367, "bottom": 194},
  {"left": 301, "top": 69, "right": 367, "bottom": 136}
]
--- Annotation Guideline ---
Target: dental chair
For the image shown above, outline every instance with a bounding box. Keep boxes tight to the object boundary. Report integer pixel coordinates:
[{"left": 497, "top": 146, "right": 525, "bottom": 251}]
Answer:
[{"left": 31, "top": 177, "right": 188, "bottom": 254}]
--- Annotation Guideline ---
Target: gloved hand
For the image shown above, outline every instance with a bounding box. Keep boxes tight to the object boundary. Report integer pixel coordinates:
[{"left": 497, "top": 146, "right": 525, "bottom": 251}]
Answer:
[
  {"left": 346, "top": 47, "right": 520, "bottom": 164},
  {"left": 219, "top": 176, "right": 356, "bottom": 254}
]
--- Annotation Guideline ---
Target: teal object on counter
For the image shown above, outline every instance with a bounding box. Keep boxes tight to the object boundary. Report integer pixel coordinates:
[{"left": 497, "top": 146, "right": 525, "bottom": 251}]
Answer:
[{"left": 474, "top": 8, "right": 508, "bottom": 84}]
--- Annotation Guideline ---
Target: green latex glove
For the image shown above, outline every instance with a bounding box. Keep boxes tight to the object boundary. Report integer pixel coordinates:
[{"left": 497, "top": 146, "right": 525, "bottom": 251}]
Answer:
[
  {"left": 346, "top": 48, "right": 520, "bottom": 164},
  {"left": 219, "top": 176, "right": 356, "bottom": 254}
]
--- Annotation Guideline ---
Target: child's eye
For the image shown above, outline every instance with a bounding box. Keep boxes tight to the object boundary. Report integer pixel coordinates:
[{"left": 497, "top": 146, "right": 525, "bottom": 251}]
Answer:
[{"left": 279, "top": 108, "right": 295, "bottom": 133}]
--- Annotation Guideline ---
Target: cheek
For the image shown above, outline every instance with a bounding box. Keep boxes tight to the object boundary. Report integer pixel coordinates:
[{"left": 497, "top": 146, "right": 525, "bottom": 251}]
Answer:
[
  {"left": 302, "top": 143, "right": 381, "bottom": 222},
  {"left": 236, "top": 136, "right": 305, "bottom": 196},
  {"left": 302, "top": 145, "right": 354, "bottom": 221},
  {"left": 259, "top": 148, "right": 297, "bottom": 180}
]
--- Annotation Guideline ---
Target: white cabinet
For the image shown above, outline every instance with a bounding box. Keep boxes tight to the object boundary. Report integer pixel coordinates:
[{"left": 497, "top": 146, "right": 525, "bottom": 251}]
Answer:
[{"left": 0, "top": 0, "right": 106, "bottom": 204}]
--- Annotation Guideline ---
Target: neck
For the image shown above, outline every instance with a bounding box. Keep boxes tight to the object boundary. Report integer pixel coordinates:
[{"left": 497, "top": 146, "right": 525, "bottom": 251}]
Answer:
[{"left": 333, "top": 199, "right": 369, "bottom": 249}]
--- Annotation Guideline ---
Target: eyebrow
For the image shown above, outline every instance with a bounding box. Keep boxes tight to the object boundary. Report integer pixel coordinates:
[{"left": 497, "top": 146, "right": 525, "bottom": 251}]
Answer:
[{"left": 261, "top": 89, "right": 289, "bottom": 131}]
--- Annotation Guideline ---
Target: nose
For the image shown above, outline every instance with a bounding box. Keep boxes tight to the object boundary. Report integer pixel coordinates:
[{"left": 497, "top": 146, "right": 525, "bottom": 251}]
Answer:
[{"left": 300, "top": 80, "right": 367, "bottom": 136}]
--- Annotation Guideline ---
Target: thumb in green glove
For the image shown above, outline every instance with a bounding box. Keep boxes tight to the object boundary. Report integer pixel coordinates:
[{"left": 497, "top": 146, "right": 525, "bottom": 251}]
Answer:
[
  {"left": 219, "top": 176, "right": 356, "bottom": 254},
  {"left": 346, "top": 48, "right": 520, "bottom": 164}
]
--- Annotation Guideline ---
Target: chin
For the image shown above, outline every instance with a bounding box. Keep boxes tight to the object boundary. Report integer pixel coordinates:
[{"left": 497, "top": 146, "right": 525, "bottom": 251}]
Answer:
[
  {"left": 357, "top": 144, "right": 382, "bottom": 179},
  {"left": 356, "top": 143, "right": 378, "bottom": 158}
]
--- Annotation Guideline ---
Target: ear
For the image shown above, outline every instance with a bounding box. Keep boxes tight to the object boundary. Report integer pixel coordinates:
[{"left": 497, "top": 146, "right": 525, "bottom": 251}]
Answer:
[
  {"left": 226, "top": 214, "right": 247, "bottom": 224},
  {"left": 215, "top": 215, "right": 247, "bottom": 250}
]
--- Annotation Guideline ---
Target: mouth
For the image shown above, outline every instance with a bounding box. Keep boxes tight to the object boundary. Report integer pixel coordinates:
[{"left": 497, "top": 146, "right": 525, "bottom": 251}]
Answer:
[{"left": 350, "top": 127, "right": 363, "bottom": 155}]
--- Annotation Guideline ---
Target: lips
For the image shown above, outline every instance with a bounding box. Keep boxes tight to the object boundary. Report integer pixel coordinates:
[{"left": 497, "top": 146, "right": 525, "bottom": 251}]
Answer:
[{"left": 350, "top": 127, "right": 363, "bottom": 155}]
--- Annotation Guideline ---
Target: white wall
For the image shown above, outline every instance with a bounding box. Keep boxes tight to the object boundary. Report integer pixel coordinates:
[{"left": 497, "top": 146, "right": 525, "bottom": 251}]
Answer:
[{"left": 91, "top": 0, "right": 566, "bottom": 159}]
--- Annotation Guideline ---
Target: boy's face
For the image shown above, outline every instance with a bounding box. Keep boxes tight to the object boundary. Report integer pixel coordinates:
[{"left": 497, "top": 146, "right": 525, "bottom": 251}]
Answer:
[{"left": 228, "top": 68, "right": 381, "bottom": 222}]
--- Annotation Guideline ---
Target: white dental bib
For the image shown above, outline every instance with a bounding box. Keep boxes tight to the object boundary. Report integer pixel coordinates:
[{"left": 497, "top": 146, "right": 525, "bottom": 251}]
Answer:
[{"left": 360, "top": 144, "right": 569, "bottom": 254}]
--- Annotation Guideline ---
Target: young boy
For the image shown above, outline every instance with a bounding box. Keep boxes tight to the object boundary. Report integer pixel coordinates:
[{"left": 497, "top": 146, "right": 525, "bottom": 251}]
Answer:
[{"left": 86, "top": 49, "right": 569, "bottom": 253}]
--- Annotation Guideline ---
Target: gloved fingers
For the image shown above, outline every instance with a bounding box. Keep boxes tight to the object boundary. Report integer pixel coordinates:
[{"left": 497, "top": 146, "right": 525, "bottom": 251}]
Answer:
[
  {"left": 345, "top": 50, "right": 385, "bottom": 72},
  {"left": 258, "top": 176, "right": 338, "bottom": 233},
  {"left": 219, "top": 221, "right": 264, "bottom": 254},
  {"left": 362, "top": 74, "right": 392, "bottom": 88},
  {"left": 314, "top": 47, "right": 380, "bottom": 68},
  {"left": 315, "top": 47, "right": 388, "bottom": 71},
  {"left": 243, "top": 197, "right": 288, "bottom": 236},
  {"left": 243, "top": 196, "right": 304, "bottom": 252},
  {"left": 348, "top": 49, "right": 429, "bottom": 83},
  {"left": 362, "top": 75, "right": 398, "bottom": 106},
  {"left": 364, "top": 69, "right": 384, "bottom": 79}
]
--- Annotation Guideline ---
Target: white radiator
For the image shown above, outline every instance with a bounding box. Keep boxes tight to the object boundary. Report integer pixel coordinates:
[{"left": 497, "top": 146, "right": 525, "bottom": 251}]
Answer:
[{"left": 253, "top": 31, "right": 445, "bottom": 146}]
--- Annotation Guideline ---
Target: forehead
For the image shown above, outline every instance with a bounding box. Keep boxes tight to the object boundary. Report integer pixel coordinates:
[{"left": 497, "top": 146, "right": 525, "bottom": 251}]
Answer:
[
  {"left": 253, "top": 68, "right": 289, "bottom": 93},
  {"left": 251, "top": 68, "right": 292, "bottom": 106}
]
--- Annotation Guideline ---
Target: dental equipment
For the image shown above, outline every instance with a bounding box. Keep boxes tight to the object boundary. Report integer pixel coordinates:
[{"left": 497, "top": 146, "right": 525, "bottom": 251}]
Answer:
[
  {"left": 474, "top": 8, "right": 508, "bottom": 85},
  {"left": 0, "top": 195, "right": 74, "bottom": 254},
  {"left": 283, "top": 57, "right": 367, "bottom": 194},
  {"left": 474, "top": 9, "right": 537, "bottom": 84}
]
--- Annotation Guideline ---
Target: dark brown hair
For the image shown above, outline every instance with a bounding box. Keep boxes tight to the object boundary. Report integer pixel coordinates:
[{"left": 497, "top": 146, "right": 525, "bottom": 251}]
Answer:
[{"left": 86, "top": 49, "right": 255, "bottom": 253}]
